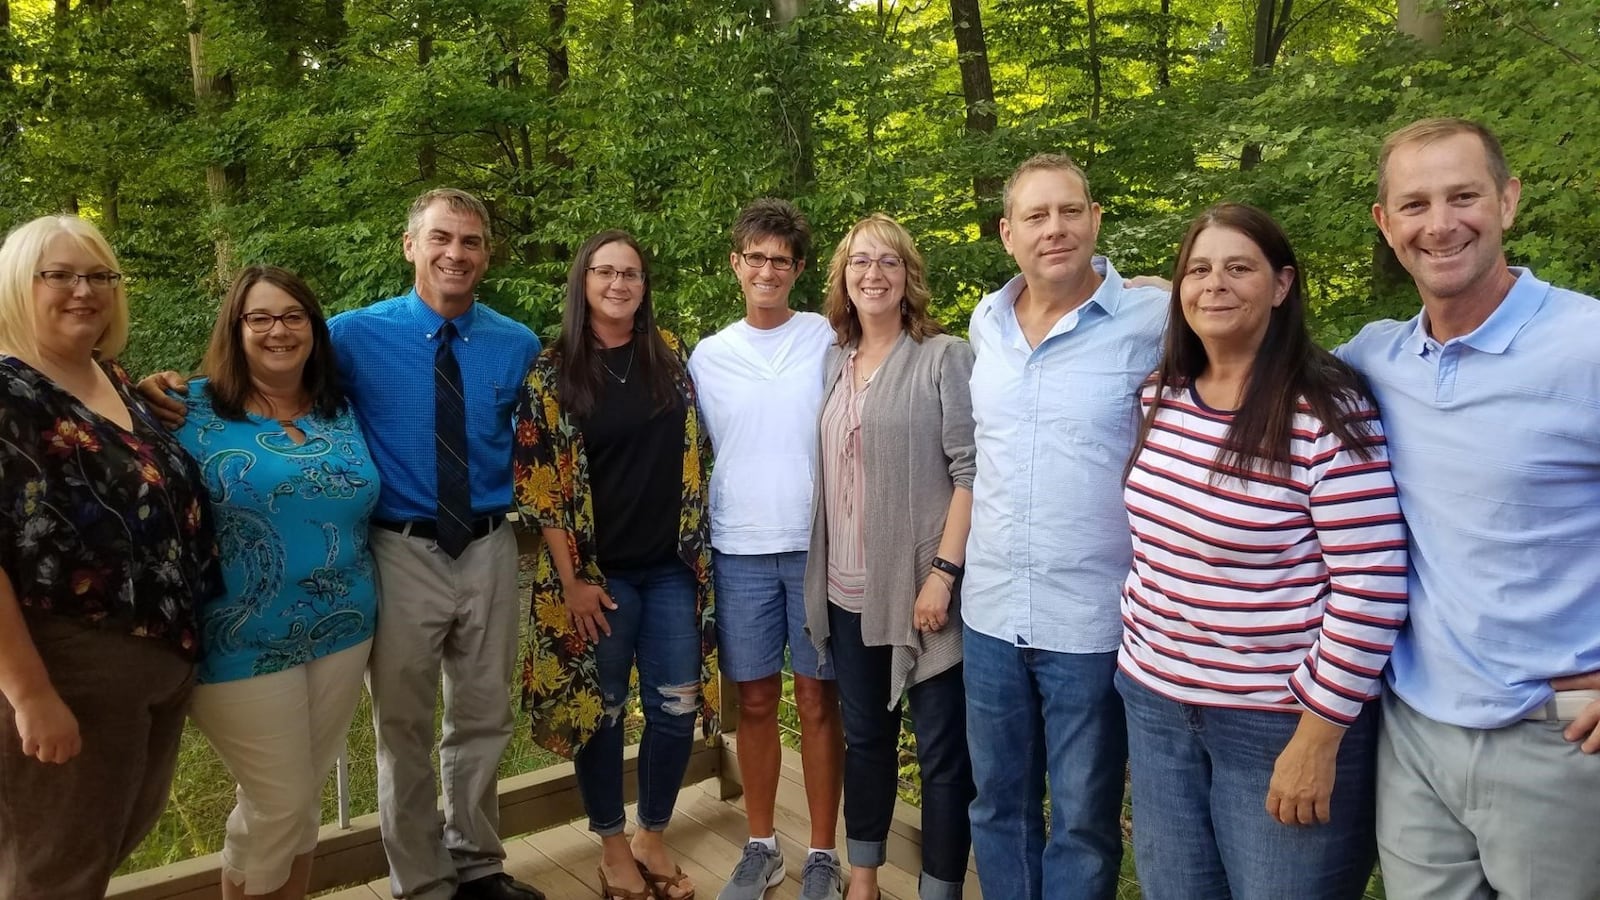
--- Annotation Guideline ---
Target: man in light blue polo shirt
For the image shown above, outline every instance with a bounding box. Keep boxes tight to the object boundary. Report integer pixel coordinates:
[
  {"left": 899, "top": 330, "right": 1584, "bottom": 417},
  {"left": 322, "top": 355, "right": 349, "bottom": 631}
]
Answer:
[
  {"left": 1339, "top": 117, "right": 1600, "bottom": 899},
  {"left": 962, "top": 153, "right": 1165, "bottom": 900}
]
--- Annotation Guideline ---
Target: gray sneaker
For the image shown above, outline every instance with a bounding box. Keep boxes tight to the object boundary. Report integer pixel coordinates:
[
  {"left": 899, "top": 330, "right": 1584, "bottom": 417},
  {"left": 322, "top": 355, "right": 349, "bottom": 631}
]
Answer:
[
  {"left": 797, "top": 852, "right": 842, "bottom": 900},
  {"left": 717, "top": 840, "right": 785, "bottom": 900}
]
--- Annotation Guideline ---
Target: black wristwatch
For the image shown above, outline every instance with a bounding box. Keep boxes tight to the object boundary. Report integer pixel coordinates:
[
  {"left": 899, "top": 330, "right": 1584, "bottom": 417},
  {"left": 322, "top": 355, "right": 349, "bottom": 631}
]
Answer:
[{"left": 930, "top": 556, "right": 964, "bottom": 580}]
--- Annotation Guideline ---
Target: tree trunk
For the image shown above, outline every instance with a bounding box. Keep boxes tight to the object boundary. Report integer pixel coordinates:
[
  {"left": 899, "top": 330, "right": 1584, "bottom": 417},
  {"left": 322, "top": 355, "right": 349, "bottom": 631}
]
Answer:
[
  {"left": 185, "top": 0, "right": 243, "bottom": 282},
  {"left": 1397, "top": 0, "right": 1442, "bottom": 45},
  {"left": 949, "top": 0, "right": 1001, "bottom": 237},
  {"left": 1241, "top": 0, "right": 1292, "bottom": 171},
  {"left": 1156, "top": 0, "right": 1171, "bottom": 90},
  {"left": 1086, "top": 0, "right": 1102, "bottom": 120},
  {"left": 417, "top": 16, "right": 435, "bottom": 181},
  {"left": 770, "top": 0, "right": 815, "bottom": 195},
  {"left": 0, "top": 0, "right": 14, "bottom": 146}
]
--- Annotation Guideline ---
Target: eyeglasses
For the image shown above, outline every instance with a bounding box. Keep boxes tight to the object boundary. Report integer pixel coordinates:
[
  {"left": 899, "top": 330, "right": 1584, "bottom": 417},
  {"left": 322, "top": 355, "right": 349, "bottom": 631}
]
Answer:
[
  {"left": 240, "top": 310, "right": 311, "bottom": 332},
  {"left": 847, "top": 255, "right": 904, "bottom": 273},
  {"left": 587, "top": 266, "right": 644, "bottom": 284},
  {"left": 36, "top": 270, "right": 123, "bottom": 291},
  {"left": 738, "top": 252, "right": 799, "bottom": 271}
]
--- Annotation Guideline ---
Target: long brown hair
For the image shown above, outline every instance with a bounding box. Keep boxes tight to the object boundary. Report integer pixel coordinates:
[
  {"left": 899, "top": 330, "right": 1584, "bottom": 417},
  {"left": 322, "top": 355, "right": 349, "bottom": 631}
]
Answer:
[
  {"left": 1130, "top": 203, "right": 1377, "bottom": 480},
  {"left": 199, "top": 265, "right": 346, "bottom": 421},
  {"left": 823, "top": 213, "right": 943, "bottom": 347},
  {"left": 554, "top": 230, "right": 682, "bottom": 419}
]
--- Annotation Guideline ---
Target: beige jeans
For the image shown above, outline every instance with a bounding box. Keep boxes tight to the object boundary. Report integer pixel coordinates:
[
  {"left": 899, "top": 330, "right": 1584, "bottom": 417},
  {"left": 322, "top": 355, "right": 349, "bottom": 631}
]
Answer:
[{"left": 190, "top": 639, "right": 372, "bottom": 894}]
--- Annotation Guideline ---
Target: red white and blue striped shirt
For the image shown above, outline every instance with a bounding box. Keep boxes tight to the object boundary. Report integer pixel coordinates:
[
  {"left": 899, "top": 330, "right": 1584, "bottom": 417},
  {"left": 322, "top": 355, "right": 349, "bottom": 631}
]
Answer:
[{"left": 1118, "top": 384, "right": 1409, "bottom": 727}]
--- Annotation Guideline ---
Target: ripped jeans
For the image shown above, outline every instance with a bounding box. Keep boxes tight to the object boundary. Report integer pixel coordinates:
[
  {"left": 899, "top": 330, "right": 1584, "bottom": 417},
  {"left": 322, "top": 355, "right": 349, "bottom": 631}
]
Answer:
[{"left": 575, "top": 559, "right": 703, "bottom": 836}]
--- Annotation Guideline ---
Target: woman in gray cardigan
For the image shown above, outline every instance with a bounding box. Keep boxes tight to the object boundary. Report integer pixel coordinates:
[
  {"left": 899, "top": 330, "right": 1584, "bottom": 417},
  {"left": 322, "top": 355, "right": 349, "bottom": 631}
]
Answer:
[{"left": 803, "top": 214, "right": 976, "bottom": 900}]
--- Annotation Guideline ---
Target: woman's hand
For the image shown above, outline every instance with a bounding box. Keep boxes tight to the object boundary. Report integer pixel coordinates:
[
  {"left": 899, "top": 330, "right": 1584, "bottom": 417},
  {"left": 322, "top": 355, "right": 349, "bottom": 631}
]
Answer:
[
  {"left": 13, "top": 688, "right": 81, "bottom": 764},
  {"left": 913, "top": 574, "right": 954, "bottom": 632},
  {"left": 562, "top": 579, "right": 616, "bottom": 643},
  {"left": 1266, "top": 712, "right": 1345, "bottom": 826}
]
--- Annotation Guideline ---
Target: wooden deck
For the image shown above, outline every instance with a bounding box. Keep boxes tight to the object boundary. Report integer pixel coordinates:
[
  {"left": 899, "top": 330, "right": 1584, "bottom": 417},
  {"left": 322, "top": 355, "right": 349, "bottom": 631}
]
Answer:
[
  {"left": 114, "top": 736, "right": 975, "bottom": 900},
  {"left": 320, "top": 774, "right": 976, "bottom": 900}
]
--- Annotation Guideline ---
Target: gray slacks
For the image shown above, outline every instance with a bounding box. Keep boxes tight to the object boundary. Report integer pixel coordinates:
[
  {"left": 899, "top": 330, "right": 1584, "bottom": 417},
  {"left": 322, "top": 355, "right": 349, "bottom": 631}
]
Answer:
[
  {"left": 368, "top": 524, "right": 521, "bottom": 900},
  {"left": 1377, "top": 690, "right": 1600, "bottom": 900}
]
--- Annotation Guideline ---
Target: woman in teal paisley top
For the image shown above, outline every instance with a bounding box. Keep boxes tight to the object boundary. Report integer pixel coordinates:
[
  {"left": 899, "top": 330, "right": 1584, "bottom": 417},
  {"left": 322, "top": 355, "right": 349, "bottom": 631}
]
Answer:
[{"left": 175, "top": 266, "right": 380, "bottom": 900}]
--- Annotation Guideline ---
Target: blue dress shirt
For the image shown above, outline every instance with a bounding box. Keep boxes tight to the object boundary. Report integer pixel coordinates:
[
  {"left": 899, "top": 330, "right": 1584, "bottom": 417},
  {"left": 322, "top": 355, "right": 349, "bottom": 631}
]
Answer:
[
  {"left": 1337, "top": 268, "right": 1600, "bottom": 729},
  {"left": 963, "top": 258, "right": 1167, "bottom": 654},
  {"left": 329, "top": 289, "right": 541, "bottom": 522}
]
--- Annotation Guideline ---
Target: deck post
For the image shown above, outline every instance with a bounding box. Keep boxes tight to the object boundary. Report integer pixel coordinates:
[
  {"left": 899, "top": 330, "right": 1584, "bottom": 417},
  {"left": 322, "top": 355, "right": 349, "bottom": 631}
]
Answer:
[{"left": 715, "top": 670, "right": 743, "bottom": 800}]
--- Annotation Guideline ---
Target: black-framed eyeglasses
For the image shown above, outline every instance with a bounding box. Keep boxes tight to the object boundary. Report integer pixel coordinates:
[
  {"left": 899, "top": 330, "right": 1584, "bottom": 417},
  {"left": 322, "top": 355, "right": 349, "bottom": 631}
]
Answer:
[
  {"left": 587, "top": 266, "right": 644, "bottom": 284},
  {"left": 240, "top": 310, "right": 311, "bottom": 332},
  {"left": 847, "top": 255, "right": 904, "bottom": 272},
  {"left": 738, "top": 252, "right": 798, "bottom": 271},
  {"left": 36, "top": 270, "right": 123, "bottom": 291}
]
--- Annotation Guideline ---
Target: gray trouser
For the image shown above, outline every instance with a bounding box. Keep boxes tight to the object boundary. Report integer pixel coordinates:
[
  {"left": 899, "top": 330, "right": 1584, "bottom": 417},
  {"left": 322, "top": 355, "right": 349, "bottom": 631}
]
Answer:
[
  {"left": 368, "top": 524, "right": 520, "bottom": 900},
  {"left": 1377, "top": 690, "right": 1600, "bottom": 900}
]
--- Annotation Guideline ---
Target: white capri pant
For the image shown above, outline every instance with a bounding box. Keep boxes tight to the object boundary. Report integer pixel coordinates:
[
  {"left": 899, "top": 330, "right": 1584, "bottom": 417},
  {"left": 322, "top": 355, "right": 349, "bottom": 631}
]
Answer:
[{"left": 189, "top": 639, "right": 373, "bottom": 894}]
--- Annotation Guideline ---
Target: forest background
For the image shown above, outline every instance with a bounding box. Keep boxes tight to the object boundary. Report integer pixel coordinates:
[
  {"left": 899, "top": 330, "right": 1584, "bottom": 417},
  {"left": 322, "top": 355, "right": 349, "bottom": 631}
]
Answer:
[
  {"left": 2, "top": 0, "right": 1598, "bottom": 379},
  {"left": 1, "top": 0, "right": 1598, "bottom": 884}
]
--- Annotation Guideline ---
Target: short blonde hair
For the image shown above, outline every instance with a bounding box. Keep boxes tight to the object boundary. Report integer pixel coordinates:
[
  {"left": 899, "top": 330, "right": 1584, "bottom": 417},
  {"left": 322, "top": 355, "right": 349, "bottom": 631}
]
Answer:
[
  {"left": 823, "top": 213, "right": 942, "bottom": 347},
  {"left": 1003, "top": 153, "right": 1094, "bottom": 218},
  {"left": 0, "top": 216, "right": 130, "bottom": 360}
]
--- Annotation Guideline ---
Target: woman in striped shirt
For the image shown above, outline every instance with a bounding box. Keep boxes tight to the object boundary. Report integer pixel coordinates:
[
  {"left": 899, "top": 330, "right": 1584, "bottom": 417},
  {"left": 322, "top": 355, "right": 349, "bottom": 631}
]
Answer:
[{"left": 1117, "top": 203, "right": 1408, "bottom": 900}]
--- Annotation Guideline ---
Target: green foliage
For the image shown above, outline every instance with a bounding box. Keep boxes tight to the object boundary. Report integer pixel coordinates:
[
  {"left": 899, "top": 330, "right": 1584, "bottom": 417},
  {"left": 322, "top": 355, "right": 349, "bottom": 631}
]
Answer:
[{"left": 3, "top": 1, "right": 1595, "bottom": 375}]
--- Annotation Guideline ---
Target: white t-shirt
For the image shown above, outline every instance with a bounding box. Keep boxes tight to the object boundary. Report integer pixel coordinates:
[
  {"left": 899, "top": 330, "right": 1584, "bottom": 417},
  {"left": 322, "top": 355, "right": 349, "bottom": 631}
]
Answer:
[{"left": 689, "top": 311, "right": 835, "bottom": 554}]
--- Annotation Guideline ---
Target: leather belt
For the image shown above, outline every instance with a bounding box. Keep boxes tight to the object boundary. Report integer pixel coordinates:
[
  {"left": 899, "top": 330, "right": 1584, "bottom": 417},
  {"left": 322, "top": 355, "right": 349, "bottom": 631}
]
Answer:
[
  {"left": 374, "top": 514, "right": 504, "bottom": 543},
  {"left": 1522, "top": 689, "right": 1600, "bottom": 722}
]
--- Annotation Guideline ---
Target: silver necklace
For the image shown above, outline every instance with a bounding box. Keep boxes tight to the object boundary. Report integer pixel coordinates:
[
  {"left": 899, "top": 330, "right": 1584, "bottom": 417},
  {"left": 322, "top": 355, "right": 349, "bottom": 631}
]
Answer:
[{"left": 600, "top": 342, "right": 636, "bottom": 383}]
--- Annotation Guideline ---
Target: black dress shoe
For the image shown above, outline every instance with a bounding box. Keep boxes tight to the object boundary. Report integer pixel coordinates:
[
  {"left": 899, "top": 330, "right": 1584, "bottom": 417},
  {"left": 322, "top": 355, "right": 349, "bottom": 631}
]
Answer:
[{"left": 455, "top": 872, "right": 547, "bottom": 900}]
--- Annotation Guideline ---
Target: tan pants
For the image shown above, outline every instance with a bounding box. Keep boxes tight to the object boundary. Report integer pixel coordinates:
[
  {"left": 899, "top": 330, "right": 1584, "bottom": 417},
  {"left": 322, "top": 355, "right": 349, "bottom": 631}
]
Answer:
[
  {"left": 0, "top": 616, "right": 194, "bottom": 900},
  {"left": 190, "top": 639, "right": 372, "bottom": 894}
]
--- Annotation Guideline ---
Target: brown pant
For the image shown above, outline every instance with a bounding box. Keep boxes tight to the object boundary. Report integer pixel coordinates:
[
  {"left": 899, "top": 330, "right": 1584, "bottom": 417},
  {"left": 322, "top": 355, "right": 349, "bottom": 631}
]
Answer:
[{"left": 0, "top": 616, "right": 194, "bottom": 900}]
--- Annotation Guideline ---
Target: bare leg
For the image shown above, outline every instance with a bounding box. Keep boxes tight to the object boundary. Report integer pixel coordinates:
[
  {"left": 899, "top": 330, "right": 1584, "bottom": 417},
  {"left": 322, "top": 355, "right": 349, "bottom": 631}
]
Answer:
[
  {"left": 844, "top": 865, "right": 879, "bottom": 900},
  {"left": 599, "top": 832, "right": 650, "bottom": 895},
  {"left": 632, "top": 828, "right": 696, "bottom": 899},
  {"left": 223, "top": 852, "right": 315, "bottom": 900},
  {"left": 736, "top": 674, "right": 783, "bottom": 838},
  {"left": 793, "top": 674, "right": 843, "bottom": 849}
]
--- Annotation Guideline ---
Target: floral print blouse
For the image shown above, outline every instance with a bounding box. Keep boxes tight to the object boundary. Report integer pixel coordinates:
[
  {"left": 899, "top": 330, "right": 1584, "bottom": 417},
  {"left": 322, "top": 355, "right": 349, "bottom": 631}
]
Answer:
[
  {"left": 0, "top": 357, "right": 222, "bottom": 657},
  {"left": 512, "top": 329, "right": 718, "bottom": 757}
]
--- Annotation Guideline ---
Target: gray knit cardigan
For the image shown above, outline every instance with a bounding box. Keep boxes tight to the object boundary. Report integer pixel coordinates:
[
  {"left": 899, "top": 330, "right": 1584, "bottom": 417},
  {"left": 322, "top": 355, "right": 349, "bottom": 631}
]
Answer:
[{"left": 802, "top": 330, "right": 976, "bottom": 707}]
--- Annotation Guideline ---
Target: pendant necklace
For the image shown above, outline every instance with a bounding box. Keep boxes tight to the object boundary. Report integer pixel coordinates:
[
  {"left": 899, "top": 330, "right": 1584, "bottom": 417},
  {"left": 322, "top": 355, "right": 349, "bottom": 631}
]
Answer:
[{"left": 601, "top": 342, "right": 637, "bottom": 383}]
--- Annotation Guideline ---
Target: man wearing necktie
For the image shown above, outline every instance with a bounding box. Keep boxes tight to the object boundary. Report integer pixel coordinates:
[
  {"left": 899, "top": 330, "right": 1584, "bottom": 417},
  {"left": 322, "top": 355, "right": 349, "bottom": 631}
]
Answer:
[{"left": 328, "top": 189, "right": 543, "bottom": 900}]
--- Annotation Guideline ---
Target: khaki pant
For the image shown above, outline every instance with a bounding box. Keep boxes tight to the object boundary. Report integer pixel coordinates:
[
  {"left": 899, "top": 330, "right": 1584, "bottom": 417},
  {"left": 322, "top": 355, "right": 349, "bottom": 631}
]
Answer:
[
  {"left": 0, "top": 616, "right": 194, "bottom": 900},
  {"left": 367, "top": 524, "right": 520, "bottom": 900}
]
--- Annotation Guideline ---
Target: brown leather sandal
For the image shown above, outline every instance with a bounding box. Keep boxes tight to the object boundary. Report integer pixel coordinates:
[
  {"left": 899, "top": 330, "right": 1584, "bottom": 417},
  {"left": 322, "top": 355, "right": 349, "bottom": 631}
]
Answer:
[
  {"left": 635, "top": 859, "right": 696, "bottom": 900},
  {"left": 597, "top": 865, "right": 652, "bottom": 900}
]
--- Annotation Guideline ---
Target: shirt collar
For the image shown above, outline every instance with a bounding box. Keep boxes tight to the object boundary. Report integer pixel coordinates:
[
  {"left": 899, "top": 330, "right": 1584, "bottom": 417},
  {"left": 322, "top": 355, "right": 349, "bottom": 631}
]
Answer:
[
  {"left": 1401, "top": 267, "right": 1543, "bottom": 357},
  {"left": 405, "top": 287, "right": 479, "bottom": 341},
  {"left": 982, "top": 256, "right": 1124, "bottom": 342}
]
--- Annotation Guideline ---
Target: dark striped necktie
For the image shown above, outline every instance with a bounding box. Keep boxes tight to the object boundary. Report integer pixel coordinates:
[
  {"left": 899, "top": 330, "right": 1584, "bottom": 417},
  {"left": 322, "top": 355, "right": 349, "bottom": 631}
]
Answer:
[{"left": 434, "top": 321, "right": 472, "bottom": 558}]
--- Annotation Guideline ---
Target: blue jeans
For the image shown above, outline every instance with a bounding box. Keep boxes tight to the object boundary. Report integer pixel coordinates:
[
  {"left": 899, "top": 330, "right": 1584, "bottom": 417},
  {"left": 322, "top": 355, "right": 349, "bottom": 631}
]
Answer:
[
  {"left": 1119, "top": 671, "right": 1379, "bottom": 900},
  {"left": 962, "top": 626, "right": 1126, "bottom": 900},
  {"left": 828, "top": 605, "right": 972, "bottom": 900},
  {"left": 575, "top": 560, "right": 702, "bottom": 836}
]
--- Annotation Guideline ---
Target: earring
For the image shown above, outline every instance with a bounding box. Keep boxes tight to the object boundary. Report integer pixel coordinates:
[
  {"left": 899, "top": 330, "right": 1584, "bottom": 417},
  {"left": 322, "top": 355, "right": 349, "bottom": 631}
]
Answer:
[{"left": 900, "top": 298, "right": 910, "bottom": 315}]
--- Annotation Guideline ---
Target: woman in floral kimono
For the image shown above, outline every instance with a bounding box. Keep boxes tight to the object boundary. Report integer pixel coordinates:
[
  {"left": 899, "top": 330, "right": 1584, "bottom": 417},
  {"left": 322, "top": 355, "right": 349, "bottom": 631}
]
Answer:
[{"left": 513, "top": 229, "right": 716, "bottom": 900}]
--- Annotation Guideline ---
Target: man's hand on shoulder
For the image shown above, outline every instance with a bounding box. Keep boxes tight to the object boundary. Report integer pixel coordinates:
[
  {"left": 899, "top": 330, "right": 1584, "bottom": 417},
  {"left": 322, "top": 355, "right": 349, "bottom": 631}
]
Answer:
[
  {"left": 1126, "top": 274, "right": 1172, "bottom": 294},
  {"left": 1552, "top": 672, "right": 1600, "bottom": 754},
  {"left": 136, "top": 371, "right": 190, "bottom": 430}
]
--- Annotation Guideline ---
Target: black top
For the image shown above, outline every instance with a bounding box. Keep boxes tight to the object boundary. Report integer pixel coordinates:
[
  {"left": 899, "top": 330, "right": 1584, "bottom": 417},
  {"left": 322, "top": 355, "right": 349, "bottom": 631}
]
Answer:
[
  {"left": 579, "top": 342, "right": 687, "bottom": 570},
  {"left": 0, "top": 357, "right": 222, "bottom": 658}
]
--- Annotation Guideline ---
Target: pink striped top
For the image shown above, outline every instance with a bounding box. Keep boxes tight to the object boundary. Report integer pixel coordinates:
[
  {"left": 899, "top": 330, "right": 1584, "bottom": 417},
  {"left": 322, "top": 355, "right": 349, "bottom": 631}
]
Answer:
[
  {"left": 820, "top": 354, "right": 869, "bottom": 613},
  {"left": 1118, "top": 384, "right": 1409, "bottom": 726}
]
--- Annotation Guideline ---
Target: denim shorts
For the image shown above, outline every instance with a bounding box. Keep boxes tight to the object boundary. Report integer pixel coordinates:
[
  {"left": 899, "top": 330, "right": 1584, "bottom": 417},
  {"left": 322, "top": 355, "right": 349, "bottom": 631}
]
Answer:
[{"left": 712, "top": 550, "right": 833, "bottom": 682}]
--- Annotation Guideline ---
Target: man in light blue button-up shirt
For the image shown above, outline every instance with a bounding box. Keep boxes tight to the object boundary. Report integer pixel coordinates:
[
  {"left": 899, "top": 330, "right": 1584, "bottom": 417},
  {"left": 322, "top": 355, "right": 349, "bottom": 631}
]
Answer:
[
  {"left": 1340, "top": 117, "right": 1600, "bottom": 900},
  {"left": 962, "top": 154, "right": 1165, "bottom": 900}
]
